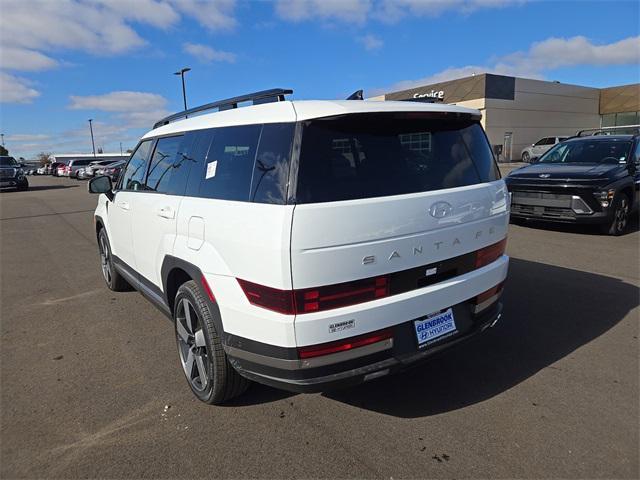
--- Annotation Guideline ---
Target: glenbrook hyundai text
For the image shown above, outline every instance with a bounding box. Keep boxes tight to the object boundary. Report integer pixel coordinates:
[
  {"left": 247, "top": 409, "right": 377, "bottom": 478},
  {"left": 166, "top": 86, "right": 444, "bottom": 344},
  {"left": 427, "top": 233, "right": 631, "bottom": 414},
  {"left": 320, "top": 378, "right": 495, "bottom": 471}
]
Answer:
[{"left": 89, "top": 89, "right": 510, "bottom": 404}]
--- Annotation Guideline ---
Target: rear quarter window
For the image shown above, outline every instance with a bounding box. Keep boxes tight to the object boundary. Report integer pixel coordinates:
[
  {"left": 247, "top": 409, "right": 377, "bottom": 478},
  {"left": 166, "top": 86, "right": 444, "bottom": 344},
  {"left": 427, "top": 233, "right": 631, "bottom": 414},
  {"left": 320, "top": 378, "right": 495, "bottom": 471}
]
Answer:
[{"left": 196, "top": 125, "right": 261, "bottom": 201}]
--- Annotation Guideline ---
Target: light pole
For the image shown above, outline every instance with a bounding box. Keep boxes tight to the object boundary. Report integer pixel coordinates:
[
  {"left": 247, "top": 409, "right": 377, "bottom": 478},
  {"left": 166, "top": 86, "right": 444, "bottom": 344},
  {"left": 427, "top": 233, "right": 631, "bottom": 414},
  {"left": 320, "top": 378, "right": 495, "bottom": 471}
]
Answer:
[
  {"left": 1, "top": 133, "right": 4, "bottom": 147},
  {"left": 88, "top": 119, "right": 96, "bottom": 157},
  {"left": 120, "top": 142, "right": 123, "bottom": 156},
  {"left": 174, "top": 67, "right": 191, "bottom": 112}
]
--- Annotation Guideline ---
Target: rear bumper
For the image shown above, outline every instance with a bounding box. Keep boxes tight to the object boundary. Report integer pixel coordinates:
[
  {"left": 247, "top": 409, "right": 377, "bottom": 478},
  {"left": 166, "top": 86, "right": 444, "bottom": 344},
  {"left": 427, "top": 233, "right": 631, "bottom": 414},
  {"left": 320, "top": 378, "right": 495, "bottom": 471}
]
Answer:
[{"left": 225, "top": 299, "right": 503, "bottom": 393}]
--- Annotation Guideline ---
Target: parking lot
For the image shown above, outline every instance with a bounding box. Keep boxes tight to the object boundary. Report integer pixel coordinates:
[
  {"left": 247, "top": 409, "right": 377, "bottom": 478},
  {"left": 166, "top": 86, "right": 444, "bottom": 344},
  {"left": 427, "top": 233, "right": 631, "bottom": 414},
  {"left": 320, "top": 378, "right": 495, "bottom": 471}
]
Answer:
[{"left": 1, "top": 174, "right": 638, "bottom": 478}]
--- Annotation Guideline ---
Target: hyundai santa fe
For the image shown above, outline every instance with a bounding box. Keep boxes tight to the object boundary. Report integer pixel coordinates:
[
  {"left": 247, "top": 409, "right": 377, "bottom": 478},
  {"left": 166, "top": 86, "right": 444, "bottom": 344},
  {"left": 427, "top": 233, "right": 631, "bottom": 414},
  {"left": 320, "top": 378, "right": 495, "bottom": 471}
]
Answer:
[{"left": 89, "top": 89, "right": 510, "bottom": 404}]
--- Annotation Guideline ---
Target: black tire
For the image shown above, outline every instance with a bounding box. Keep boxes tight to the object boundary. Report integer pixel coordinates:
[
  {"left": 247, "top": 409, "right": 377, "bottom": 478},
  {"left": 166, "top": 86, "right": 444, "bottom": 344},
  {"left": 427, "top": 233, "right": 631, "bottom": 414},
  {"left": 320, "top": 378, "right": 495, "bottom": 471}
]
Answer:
[
  {"left": 174, "top": 280, "right": 250, "bottom": 404},
  {"left": 601, "top": 192, "right": 630, "bottom": 236},
  {"left": 16, "top": 182, "right": 28, "bottom": 191},
  {"left": 522, "top": 151, "right": 530, "bottom": 163},
  {"left": 97, "top": 228, "right": 131, "bottom": 291}
]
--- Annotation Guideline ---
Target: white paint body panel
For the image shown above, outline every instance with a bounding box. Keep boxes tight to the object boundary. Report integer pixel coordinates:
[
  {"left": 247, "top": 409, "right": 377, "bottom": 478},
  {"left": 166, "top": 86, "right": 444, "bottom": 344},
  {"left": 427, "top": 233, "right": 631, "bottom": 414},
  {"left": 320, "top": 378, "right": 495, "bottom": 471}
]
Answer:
[{"left": 96, "top": 99, "right": 508, "bottom": 350}]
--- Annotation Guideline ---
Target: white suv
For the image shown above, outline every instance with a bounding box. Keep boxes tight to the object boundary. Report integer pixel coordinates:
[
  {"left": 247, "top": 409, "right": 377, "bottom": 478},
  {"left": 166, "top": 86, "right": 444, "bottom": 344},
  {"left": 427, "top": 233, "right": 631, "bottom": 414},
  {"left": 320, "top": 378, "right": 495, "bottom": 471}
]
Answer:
[{"left": 89, "top": 89, "right": 510, "bottom": 404}]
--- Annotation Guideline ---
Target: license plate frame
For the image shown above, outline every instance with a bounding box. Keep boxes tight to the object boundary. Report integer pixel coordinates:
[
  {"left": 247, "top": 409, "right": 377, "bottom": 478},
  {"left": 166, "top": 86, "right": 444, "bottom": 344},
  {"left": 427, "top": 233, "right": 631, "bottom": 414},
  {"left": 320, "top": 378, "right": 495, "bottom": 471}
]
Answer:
[{"left": 414, "top": 308, "right": 457, "bottom": 348}]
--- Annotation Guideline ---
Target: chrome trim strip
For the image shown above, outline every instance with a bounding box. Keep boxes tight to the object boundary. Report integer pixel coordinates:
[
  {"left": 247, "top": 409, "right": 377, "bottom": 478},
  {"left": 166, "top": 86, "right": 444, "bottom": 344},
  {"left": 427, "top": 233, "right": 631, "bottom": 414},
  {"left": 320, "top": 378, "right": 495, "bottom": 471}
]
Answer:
[{"left": 224, "top": 337, "right": 394, "bottom": 370}]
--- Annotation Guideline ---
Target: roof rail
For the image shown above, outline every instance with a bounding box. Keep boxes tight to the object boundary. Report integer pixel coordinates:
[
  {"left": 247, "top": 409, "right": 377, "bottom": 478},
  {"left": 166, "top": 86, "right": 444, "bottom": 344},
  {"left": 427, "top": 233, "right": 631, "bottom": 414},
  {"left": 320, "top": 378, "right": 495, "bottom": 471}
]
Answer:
[
  {"left": 576, "top": 124, "right": 640, "bottom": 136},
  {"left": 153, "top": 88, "right": 293, "bottom": 129}
]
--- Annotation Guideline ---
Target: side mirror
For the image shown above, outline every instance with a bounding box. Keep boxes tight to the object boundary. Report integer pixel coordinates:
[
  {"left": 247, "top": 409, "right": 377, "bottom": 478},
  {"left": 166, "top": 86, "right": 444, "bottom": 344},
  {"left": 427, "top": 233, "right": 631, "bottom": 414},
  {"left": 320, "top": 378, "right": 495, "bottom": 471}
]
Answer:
[{"left": 88, "top": 175, "right": 114, "bottom": 201}]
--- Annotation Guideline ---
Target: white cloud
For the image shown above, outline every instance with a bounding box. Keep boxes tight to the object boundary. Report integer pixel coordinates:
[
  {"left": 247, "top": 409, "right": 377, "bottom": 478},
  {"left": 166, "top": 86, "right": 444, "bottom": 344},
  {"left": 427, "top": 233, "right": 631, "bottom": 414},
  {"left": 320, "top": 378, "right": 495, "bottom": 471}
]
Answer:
[
  {"left": 274, "top": 0, "right": 521, "bottom": 24},
  {"left": 376, "top": 35, "right": 640, "bottom": 94},
  {"left": 5, "top": 134, "right": 51, "bottom": 142},
  {"left": 498, "top": 35, "right": 640, "bottom": 71},
  {"left": 358, "top": 34, "right": 383, "bottom": 51},
  {"left": 69, "top": 91, "right": 168, "bottom": 113},
  {"left": 68, "top": 91, "right": 170, "bottom": 129},
  {"left": 375, "top": 0, "right": 524, "bottom": 22},
  {"left": 275, "top": 0, "right": 372, "bottom": 24},
  {"left": 0, "top": 0, "right": 238, "bottom": 74},
  {"left": 171, "top": 0, "right": 237, "bottom": 31},
  {"left": 0, "top": 72, "right": 40, "bottom": 103},
  {"left": 1, "top": 47, "right": 58, "bottom": 72},
  {"left": 183, "top": 43, "right": 237, "bottom": 63}
]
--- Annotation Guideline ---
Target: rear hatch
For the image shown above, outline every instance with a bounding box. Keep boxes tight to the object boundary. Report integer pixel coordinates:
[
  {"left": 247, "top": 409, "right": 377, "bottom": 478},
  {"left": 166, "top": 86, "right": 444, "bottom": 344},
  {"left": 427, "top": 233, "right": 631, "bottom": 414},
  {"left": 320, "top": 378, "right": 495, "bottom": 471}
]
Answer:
[{"left": 290, "top": 112, "right": 509, "bottom": 298}]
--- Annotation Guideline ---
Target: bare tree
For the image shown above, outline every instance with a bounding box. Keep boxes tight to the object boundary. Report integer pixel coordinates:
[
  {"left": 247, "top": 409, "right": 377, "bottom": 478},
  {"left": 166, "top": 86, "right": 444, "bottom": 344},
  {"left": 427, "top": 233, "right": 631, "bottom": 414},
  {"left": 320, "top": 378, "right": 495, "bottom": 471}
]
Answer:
[{"left": 36, "top": 152, "right": 52, "bottom": 166}]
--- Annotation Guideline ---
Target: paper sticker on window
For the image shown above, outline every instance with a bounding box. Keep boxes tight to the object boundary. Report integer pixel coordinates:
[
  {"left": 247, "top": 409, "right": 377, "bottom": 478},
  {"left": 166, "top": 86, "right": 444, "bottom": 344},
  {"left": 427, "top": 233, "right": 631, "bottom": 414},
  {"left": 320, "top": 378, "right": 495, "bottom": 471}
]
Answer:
[{"left": 206, "top": 161, "right": 218, "bottom": 179}]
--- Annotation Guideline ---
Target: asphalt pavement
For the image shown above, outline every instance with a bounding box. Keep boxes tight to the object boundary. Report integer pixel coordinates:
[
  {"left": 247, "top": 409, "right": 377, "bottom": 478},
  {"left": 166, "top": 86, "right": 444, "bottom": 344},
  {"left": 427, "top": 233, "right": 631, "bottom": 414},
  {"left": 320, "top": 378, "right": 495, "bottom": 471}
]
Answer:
[{"left": 1, "top": 175, "right": 638, "bottom": 479}]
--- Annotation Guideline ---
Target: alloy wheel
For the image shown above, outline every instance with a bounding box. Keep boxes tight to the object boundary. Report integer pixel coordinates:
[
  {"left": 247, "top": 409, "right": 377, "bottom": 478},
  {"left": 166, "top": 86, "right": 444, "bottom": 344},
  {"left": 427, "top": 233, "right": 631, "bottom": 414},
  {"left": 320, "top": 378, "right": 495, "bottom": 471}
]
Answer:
[
  {"left": 615, "top": 197, "right": 629, "bottom": 233},
  {"left": 99, "top": 235, "right": 112, "bottom": 284},
  {"left": 176, "top": 298, "right": 210, "bottom": 392}
]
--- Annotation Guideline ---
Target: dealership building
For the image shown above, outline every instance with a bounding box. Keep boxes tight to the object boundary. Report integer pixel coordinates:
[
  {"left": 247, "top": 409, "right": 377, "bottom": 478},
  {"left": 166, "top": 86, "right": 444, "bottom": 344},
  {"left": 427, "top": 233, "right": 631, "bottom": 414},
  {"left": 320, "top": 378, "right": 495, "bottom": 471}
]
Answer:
[{"left": 377, "top": 74, "right": 640, "bottom": 161}]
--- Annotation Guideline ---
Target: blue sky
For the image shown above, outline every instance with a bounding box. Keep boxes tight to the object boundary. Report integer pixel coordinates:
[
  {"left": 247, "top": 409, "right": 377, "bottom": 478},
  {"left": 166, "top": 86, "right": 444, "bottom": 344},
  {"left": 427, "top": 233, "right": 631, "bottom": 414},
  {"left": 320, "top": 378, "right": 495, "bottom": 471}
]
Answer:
[{"left": 1, "top": 0, "right": 639, "bottom": 158}]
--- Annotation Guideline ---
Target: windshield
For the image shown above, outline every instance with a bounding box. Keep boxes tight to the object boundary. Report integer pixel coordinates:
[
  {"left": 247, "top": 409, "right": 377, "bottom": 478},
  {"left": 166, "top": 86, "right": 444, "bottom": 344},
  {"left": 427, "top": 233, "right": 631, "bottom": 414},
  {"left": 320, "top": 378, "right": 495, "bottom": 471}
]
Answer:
[
  {"left": 0, "top": 157, "right": 18, "bottom": 167},
  {"left": 295, "top": 114, "right": 499, "bottom": 203},
  {"left": 539, "top": 140, "right": 632, "bottom": 164}
]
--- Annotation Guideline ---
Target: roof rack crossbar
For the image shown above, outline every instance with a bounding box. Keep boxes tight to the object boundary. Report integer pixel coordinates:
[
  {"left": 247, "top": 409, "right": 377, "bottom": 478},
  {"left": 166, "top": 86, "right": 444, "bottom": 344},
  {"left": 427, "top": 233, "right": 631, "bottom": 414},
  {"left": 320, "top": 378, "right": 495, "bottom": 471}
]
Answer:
[
  {"left": 153, "top": 88, "right": 293, "bottom": 129},
  {"left": 576, "top": 124, "right": 640, "bottom": 136}
]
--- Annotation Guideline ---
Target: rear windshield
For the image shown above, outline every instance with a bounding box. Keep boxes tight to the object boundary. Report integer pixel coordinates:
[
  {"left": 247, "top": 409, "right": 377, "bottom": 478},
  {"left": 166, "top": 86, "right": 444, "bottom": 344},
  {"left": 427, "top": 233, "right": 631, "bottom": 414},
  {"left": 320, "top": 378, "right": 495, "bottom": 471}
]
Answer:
[
  {"left": 539, "top": 139, "right": 632, "bottom": 164},
  {"left": 295, "top": 113, "right": 499, "bottom": 204}
]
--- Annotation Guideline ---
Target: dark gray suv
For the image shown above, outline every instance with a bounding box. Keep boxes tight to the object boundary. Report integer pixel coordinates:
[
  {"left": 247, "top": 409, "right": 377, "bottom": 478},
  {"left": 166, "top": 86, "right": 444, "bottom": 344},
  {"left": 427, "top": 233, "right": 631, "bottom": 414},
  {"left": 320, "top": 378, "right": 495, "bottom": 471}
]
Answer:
[{"left": 0, "top": 156, "right": 29, "bottom": 191}]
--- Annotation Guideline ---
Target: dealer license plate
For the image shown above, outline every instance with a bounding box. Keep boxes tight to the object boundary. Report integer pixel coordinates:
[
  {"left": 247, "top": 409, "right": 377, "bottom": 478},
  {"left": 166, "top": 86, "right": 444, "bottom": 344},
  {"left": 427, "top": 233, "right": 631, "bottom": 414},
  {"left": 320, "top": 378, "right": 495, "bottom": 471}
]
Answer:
[{"left": 414, "top": 308, "right": 457, "bottom": 347}]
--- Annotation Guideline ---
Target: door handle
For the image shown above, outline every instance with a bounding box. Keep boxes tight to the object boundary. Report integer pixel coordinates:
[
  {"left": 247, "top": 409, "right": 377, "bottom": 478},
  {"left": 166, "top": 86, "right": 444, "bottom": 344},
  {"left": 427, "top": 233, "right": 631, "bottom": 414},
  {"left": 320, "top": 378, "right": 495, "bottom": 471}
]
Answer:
[
  {"left": 117, "top": 201, "right": 130, "bottom": 211},
  {"left": 157, "top": 207, "right": 175, "bottom": 219}
]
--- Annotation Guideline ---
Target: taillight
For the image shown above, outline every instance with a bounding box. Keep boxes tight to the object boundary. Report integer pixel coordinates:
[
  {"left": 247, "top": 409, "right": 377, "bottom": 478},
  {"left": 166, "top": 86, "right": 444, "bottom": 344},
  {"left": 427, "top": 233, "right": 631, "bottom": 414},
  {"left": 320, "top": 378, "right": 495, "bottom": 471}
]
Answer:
[
  {"left": 475, "top": 238, "right": 507, "bottom": 268},
  {"left": 295, "top": 276, "right": 389, "bottom": 313},
  {"left": 298, "top": 328, "right": 393, "bottom": 359},
  {"left": 237, "top": 276, "right": 390, "bottom": 315},
  {"left": 236, "top": 279, "right": 295, "bottom": 315}
]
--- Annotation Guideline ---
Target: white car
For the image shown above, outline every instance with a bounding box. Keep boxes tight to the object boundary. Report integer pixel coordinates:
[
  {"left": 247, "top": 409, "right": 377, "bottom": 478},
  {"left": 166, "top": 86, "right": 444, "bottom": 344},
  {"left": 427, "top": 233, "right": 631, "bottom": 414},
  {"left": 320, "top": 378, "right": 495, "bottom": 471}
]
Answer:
[
  {"left": 89, "top": 89, "right": 510, "bottom": 404},
  {"left": 521, "top": 136, "right": 568, "bottom": 162}
]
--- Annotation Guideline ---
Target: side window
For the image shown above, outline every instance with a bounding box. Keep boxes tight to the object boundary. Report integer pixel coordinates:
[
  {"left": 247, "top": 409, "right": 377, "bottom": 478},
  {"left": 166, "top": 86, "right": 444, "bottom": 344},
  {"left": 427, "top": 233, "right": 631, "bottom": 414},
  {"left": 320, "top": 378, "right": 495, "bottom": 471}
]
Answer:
[
  {"left": 121, "top": 140, "right": 153, "bottom": 191},
  {"left": 198, "top": 125, "right": 261, "bottom": 201},
  {"left": 251, "top": 123, "right": 295, "bottom": 204},
  {"left": 145, "top": 135, "right": 184, "bottom": 194},
  {"left": 534, "top": 138, "right": 547, "bottom": 146}
]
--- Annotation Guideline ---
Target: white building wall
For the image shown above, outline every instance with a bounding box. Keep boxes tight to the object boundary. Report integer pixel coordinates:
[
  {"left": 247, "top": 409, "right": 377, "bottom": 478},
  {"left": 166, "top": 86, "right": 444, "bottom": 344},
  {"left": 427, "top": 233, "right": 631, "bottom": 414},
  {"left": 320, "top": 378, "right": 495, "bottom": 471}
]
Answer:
[{"left": 483, "top": 78, "right": 601, "bottom": 160}]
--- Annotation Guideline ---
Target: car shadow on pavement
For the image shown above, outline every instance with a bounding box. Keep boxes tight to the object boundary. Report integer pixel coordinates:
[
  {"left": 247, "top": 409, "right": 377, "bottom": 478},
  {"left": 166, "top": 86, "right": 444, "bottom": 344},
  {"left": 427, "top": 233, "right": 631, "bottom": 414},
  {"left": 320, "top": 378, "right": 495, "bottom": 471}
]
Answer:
[
  {"left": 27, "top": 184, "right": 80, "bottom": 191},
  {"left": 323, "top": 257, "right": 639, "bottom": 417}
]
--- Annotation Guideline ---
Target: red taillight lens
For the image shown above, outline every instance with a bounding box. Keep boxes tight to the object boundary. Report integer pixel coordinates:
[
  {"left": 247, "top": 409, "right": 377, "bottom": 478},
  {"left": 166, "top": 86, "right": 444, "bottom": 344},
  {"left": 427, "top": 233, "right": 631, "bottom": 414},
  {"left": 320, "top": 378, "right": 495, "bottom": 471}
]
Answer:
[
  {"left": 295, "top": 276, "right": 389, "bottom": 313},
  {"left": 237, "top": 279, "right": 295, "bottom": 315},
  {"left": 238, "top": 276, "right": 390, "bottom": 315},
  {"left": 475, "top": 238, "right": 507, "bottom": 268},
  {"left": 298, "top": 328, "right": 393, "bottom": 359}
]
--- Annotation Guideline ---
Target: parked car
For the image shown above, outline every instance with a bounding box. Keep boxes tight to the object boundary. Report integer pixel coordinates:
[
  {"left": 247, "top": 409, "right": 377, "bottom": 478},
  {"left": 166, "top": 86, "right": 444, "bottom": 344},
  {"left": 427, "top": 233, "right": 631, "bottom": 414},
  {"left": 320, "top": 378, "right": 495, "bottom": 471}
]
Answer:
[
  {"left": 0, "top": 156, "right": 29, "bottom": 190},
  {"left": 89, "top": 88, "right": 509, "bottom": 404},
  {"left": 78, "top": 160, "right": 120, "bottom": 179},
  {"left": 521, "top": 136, "right": 568, "bottom": 163},
  {"left": 96, "top": 160, "right": 126, "bottom": 183},
  {"left": 51, "top": 161, "right": 68, "bottom": 176},
  {"left": 506, "top": 128, "right": 639, "bottom": 235},
  {"left": 60, "top": 158, "right": 94, "bottom": 178}
]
